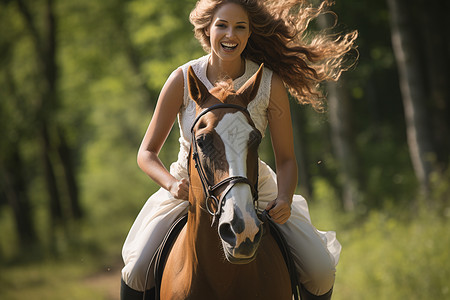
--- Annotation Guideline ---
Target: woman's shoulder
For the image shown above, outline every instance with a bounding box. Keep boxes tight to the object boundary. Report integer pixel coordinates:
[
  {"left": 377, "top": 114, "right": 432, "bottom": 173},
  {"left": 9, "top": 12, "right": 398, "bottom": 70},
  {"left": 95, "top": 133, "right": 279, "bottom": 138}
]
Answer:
[
  {"left": 244, "top": 60, "right": 286, "bottom": 109},
  {"left": 179, "top": 55, "right": 209, "bottom": 75},
  {"left": 270, "top": 72, "right": 285, "bottom": 91},
  {"left": 171, "top": 55, "right": 209, "bottom": 107},
  {"left": 164, "top": 67, "right": 184, "bottom": 92},
  {"left": 268, "top": 71, "right": 288, "bottom": 108},
  {"left": 166, "top": 55, "right": 208, "bottom": 84},
  {"left": 246, "top": 59, "right": 273, "bottom": 78}
]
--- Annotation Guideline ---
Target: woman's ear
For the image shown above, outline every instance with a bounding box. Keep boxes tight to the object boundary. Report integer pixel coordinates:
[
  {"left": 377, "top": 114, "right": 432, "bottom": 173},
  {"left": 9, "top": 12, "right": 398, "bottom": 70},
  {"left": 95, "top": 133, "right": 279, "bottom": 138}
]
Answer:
[{"left": 204, "top": 26, "right": 210, "bottom": 37}]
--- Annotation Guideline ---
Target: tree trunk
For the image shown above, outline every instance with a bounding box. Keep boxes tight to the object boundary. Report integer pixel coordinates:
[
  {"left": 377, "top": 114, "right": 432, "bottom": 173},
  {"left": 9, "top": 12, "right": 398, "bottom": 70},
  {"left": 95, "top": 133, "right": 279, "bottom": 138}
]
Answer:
[
  {"left": 0, "top": 150, "right": 38, "bottom": 249},
  {"left": 419, "top": 0, "right": 450, "bottom": 171},
  {"left": 316, "top": 14, "right": 360, "bottom": 211},
  {"left": 17, "top": 0, "right": 83, "bottom": 227},
  {"left": 327, "top": 80, "right": 359, "bottom": 211},
  {"left": 57, "top": 128, "right": 83, "bottom": 219},
  {"left": 41, "top": 123, "right": 64, "bottom": 225},
  {"left": 387, "top": 0, "right": 435, "bottom": 195}
]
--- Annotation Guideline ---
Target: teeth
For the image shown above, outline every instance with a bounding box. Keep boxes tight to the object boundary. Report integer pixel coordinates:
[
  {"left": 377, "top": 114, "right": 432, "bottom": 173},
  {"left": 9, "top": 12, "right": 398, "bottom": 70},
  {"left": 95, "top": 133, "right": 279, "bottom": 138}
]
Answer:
[{"left": 222, "top": 42, "right": 237, "bottom": 48}]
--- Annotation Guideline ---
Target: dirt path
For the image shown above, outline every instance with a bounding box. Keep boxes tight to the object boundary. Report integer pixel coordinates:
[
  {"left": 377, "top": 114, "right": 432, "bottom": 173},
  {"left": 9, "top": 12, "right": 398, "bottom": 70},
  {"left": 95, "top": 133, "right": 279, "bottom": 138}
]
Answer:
[{"left": 84, "top": 264, "right": 121, "bottom": 300}]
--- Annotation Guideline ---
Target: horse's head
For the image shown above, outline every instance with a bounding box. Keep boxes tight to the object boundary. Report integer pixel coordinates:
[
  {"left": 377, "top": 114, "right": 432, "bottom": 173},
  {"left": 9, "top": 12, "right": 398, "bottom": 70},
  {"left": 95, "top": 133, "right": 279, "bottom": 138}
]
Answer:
[{"left": 187, "top": 64, "right": 264, "bottom": 264}]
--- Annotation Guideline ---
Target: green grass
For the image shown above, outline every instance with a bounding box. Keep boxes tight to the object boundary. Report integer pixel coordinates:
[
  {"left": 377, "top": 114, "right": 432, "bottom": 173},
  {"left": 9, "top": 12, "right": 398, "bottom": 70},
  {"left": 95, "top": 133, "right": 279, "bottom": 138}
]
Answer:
[
  {"left": 0, "top": 259, "right": 115, "bottom": 300},
  {"left": 308, "top": 179, "right": 450, "bottom": 300},
  {"left": 0, "top": 193, "right": 129, "bottom": 300}
]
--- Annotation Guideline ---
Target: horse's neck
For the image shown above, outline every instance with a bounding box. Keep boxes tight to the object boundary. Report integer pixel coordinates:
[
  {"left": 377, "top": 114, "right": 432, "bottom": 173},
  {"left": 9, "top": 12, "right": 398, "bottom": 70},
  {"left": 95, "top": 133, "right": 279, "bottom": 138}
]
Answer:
[
  {"left": 183, "top": 204, "right": 239, "bottom": 287},
  {"left": 185, "top": 172, "right": 224, "bottom": 266},
  {"left": 186, "top": 205, "right": 222, "bottom": 265},
  {"left": 179, "top": 166, "right": 239, "bottom": 291}
]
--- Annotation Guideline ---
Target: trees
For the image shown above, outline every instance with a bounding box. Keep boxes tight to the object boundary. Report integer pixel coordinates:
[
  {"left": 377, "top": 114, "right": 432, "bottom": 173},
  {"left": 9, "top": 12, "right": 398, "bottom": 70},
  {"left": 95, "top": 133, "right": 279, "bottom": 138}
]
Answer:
[
  {"left": 387, "top": 0, "right": 450, "bottom": 197},
  {"left": 0, "top": 0, "right": 201, "bottom": 259},
  {"left": 0, "top": 0, "right": 448, "bottom": 261}
]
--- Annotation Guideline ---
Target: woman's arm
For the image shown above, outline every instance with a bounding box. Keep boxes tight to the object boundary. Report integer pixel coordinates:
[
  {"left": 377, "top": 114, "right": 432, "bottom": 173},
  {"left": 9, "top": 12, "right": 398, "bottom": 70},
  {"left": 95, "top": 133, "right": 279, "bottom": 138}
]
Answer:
[
  {"left": 265, "top": 73, "right": 298, "bottom": 224},
  {"left": 137, "top": 68, "right": 189, "bottom": 200}
]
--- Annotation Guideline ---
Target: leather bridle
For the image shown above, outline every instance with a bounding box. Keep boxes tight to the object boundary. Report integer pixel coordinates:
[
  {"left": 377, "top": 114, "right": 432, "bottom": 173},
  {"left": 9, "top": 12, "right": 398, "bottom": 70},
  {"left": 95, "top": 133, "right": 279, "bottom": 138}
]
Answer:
[{"left": 189, "top": 103, "right": 260, "bottom": 226}]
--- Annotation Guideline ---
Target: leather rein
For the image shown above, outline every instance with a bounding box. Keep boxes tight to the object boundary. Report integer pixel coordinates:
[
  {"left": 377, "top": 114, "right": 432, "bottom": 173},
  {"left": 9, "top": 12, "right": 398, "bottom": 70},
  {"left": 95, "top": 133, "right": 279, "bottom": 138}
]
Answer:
[{"left": 189, "top": 103, "right": 260, "bottom": 226}]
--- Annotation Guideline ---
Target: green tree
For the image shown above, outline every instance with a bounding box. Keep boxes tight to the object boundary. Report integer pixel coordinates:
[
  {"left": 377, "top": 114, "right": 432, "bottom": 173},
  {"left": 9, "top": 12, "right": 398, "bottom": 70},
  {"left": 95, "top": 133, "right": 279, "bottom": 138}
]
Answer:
[{"left": 388, "top": 0, "right": 450, "bottom": 198}]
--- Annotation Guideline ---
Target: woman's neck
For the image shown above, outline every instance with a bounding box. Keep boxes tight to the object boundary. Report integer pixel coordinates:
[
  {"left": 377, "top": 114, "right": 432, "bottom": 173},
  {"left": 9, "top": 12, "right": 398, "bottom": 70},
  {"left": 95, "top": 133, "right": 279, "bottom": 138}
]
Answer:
[{"left": 207, "top": 54, "right": 245, "bottom": 83}]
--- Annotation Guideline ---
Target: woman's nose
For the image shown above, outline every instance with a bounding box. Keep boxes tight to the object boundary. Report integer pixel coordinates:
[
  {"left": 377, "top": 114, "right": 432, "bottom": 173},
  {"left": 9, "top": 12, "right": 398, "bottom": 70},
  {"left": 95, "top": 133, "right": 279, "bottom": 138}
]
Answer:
[{"left": 226, "top": 28, "right": 234, "bottom": 38}]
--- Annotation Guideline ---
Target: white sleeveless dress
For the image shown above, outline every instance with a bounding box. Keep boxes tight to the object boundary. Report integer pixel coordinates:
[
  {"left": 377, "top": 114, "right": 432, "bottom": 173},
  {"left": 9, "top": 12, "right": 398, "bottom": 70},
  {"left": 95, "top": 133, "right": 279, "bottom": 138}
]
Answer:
[{"left": 122, "top": 55, "right": 341, "bottom": 294}]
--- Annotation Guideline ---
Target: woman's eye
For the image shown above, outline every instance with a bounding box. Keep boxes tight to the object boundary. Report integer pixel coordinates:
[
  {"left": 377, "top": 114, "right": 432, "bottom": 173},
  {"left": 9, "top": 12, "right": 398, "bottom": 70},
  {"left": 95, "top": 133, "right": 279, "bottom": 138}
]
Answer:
[{"left": 215, "top": 23, "right": 226, "bottom": 28}]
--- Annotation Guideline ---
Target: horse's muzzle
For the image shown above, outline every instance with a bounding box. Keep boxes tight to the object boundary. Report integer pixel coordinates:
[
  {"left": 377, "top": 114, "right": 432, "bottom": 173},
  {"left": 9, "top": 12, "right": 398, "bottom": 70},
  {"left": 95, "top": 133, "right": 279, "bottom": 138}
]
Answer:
[{"left": 219, "top": 216, "right": 263, "bottom": 264}]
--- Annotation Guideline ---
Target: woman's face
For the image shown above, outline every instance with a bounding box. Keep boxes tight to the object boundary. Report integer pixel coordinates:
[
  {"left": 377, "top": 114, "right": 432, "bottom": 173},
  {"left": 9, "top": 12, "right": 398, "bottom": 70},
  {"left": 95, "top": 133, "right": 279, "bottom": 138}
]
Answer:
[{"left": 206, "top": 3, "right": 251, "bottom": 62}]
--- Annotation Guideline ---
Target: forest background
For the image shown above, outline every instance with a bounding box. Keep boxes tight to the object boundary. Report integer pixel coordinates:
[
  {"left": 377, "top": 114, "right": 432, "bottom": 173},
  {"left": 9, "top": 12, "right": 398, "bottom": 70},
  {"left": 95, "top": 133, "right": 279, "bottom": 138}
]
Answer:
[{"left": 1, "top": 0, "right": 449, "bottom": 299}]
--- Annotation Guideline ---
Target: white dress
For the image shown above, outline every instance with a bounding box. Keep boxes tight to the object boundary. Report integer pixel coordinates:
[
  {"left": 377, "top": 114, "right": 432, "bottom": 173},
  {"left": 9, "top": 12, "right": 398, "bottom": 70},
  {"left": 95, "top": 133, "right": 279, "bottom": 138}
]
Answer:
[{"left": 122, "top": 55, "right": 341, "bottom": 295}]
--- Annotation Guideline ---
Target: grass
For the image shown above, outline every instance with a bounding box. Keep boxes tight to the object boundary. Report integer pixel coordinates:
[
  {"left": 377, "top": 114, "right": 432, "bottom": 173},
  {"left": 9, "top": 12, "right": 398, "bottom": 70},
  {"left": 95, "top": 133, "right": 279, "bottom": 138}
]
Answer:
[
  {"left": 308, "top": 179, "right": 450, "bottom": 300},
  {"left": 0, "top": 194, "right": 128, "bottom": 300},
  {"left": 0, "top": 259, "right": 118, "bottom": 300}
]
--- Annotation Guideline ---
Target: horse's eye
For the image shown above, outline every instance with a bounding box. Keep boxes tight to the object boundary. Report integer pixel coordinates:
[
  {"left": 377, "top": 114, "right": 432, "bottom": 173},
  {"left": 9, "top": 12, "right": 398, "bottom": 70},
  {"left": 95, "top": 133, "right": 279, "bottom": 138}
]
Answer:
[
  {"left": 198, "top": 121, "right": 207, "bottom": 130},
  {"left": 196, "top": 134, "right": 211, "bottom": 149}
]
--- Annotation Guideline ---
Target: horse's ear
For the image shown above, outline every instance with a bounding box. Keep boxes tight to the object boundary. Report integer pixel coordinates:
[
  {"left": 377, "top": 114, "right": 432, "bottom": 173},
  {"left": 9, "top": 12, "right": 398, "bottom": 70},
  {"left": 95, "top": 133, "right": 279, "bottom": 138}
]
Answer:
[
  {"left": 236, "top": 63, "right": 264, "bottom": 105},
  {"left": 187, "top": 66, "right": 210, "bottom": 105}
]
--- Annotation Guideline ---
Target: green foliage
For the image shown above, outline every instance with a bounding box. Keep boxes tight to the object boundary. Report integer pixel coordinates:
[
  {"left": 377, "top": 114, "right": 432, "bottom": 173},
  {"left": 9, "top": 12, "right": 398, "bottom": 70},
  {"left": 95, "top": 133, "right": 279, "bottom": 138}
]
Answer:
[
  {"left": 336, "top": 212, "right": 450, "bottom": 299},
  {"left": 310, "top": 179, "right": 450, "bottom": 300}
]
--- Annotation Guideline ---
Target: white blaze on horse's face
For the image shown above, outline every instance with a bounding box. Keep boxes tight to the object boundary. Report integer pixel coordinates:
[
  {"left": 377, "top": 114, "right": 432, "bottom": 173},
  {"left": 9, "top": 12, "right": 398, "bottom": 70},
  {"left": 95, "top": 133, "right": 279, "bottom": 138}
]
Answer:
[{"left": 215, "top": 111, "right": 263, "bottom": 263}]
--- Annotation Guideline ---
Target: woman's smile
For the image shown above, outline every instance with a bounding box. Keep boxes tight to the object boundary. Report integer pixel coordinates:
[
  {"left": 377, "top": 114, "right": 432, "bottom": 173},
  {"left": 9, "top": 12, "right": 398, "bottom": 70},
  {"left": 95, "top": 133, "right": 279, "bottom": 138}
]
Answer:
[
  {"left": 206, "top": 3, "right": 251, "bottom": 61},
  {"left": 221, "top": 41, "right": 238, "bottom": 51}
]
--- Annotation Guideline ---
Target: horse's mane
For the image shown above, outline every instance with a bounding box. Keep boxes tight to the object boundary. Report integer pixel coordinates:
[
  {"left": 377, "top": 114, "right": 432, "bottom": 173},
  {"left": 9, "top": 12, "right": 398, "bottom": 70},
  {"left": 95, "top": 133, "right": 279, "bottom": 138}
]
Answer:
[{"left": 210, "top": 78, "right": 235, "bottom": 101}]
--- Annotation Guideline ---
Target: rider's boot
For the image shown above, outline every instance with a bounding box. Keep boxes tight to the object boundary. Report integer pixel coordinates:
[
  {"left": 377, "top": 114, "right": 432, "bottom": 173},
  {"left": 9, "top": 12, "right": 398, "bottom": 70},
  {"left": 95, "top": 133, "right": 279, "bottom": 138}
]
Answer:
[
  {"left": 299, "top": 285, "right": 333, "bottom": 300},
  {"left": 120, "top": 279, "right": 155, "bottom": 300}
]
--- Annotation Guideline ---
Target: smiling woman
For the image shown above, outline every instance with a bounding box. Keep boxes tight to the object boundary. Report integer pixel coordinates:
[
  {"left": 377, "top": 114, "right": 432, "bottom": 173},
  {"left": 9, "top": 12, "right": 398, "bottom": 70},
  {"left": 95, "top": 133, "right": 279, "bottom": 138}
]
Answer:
[
  {"left": 205, "top": 3, "right": 251, "bottom": 70},
  {"left": 120, "top": 1, "right": 357, "bottom": 299},
  {"left": 190, "top": 0, "right": 357, "bottom": 111}
]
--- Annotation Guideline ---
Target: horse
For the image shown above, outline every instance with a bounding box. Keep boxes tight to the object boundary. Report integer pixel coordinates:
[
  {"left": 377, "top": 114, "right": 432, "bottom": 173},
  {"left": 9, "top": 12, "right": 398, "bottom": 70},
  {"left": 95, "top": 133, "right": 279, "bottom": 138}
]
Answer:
[{"left": 159, "top": 64, "right": 292, "bottom": 300}]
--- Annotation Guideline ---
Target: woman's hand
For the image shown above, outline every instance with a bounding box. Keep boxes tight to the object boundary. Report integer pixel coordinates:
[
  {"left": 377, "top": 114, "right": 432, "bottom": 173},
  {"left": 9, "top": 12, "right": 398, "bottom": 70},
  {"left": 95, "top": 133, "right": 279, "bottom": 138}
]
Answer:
[
  {"left": 168, "top": 178, "right": 189, "bottom": 200},
  {"left": 265, "top": 197, "right": 291, "bottom": 224}
]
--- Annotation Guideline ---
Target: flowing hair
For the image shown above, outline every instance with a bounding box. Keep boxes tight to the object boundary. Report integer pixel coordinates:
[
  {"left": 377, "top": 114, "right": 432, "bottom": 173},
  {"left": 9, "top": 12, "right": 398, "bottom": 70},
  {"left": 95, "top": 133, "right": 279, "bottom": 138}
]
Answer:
[{"left": 189, "top": 0, "right": 358, "bottom": 111}]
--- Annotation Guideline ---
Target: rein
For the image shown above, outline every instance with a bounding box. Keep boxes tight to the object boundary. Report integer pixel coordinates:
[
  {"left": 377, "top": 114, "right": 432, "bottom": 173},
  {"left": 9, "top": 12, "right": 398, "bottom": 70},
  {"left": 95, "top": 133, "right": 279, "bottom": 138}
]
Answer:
[{"left": 190, "top": 103, "right": 260, "bottom": 226}]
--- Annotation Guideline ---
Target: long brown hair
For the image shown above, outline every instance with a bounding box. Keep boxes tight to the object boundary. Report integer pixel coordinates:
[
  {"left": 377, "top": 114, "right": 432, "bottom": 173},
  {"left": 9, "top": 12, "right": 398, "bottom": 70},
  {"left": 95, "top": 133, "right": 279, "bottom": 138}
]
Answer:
[{"left": 189, "top": 0, "right": 358, "bottom": 111}]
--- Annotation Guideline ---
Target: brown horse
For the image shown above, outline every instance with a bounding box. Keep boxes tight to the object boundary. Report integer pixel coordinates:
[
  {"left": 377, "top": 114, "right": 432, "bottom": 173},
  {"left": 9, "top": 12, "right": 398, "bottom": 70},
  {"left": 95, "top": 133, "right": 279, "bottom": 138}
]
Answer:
[{"left": 160, "top": 65, "right": 292, "bottom": 300}]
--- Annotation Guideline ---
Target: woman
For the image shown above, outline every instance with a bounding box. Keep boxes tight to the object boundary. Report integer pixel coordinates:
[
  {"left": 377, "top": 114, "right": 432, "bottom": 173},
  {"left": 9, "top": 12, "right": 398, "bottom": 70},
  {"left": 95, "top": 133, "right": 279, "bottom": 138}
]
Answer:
[{"left": 121, "top": 0, "right": 357, "bottom": 299}]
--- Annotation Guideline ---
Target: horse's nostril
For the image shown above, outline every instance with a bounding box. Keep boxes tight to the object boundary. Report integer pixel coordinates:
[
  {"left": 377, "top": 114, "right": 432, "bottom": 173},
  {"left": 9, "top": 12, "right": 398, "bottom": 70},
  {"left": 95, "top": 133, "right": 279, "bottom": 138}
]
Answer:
[{"left": 219, "top": 223, "right": 236, "bottom": 247}]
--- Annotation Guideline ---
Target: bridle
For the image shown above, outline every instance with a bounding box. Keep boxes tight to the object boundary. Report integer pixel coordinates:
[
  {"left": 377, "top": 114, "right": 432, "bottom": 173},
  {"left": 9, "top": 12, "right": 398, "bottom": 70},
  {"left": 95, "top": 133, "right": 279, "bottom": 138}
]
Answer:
[{"left": 190, "top": 103, "right": 260, "bottom": 226}]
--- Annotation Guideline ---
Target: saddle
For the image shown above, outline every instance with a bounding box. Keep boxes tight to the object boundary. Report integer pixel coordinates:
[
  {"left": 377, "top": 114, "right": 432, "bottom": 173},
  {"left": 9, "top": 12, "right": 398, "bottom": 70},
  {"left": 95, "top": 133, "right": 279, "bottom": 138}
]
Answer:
[{"left": 150, "top": 212, "right": 301, "bottom": 300}]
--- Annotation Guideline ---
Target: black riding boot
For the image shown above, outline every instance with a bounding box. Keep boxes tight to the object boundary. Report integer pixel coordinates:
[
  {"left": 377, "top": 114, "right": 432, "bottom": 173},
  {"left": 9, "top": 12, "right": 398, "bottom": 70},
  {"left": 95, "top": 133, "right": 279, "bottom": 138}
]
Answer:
[
  {"left": 120, "top": 279, "right": 155, "bottom": 300},
  {"left": 299, "top": 286, "right": 333, "bottom": 300}
]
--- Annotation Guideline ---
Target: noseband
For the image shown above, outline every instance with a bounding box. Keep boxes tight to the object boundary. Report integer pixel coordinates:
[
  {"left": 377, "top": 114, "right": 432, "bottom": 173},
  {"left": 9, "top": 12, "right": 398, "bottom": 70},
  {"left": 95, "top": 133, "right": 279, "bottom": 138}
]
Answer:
[{"left": 190, "top": 103, "right": 260, "bottom": 226}]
